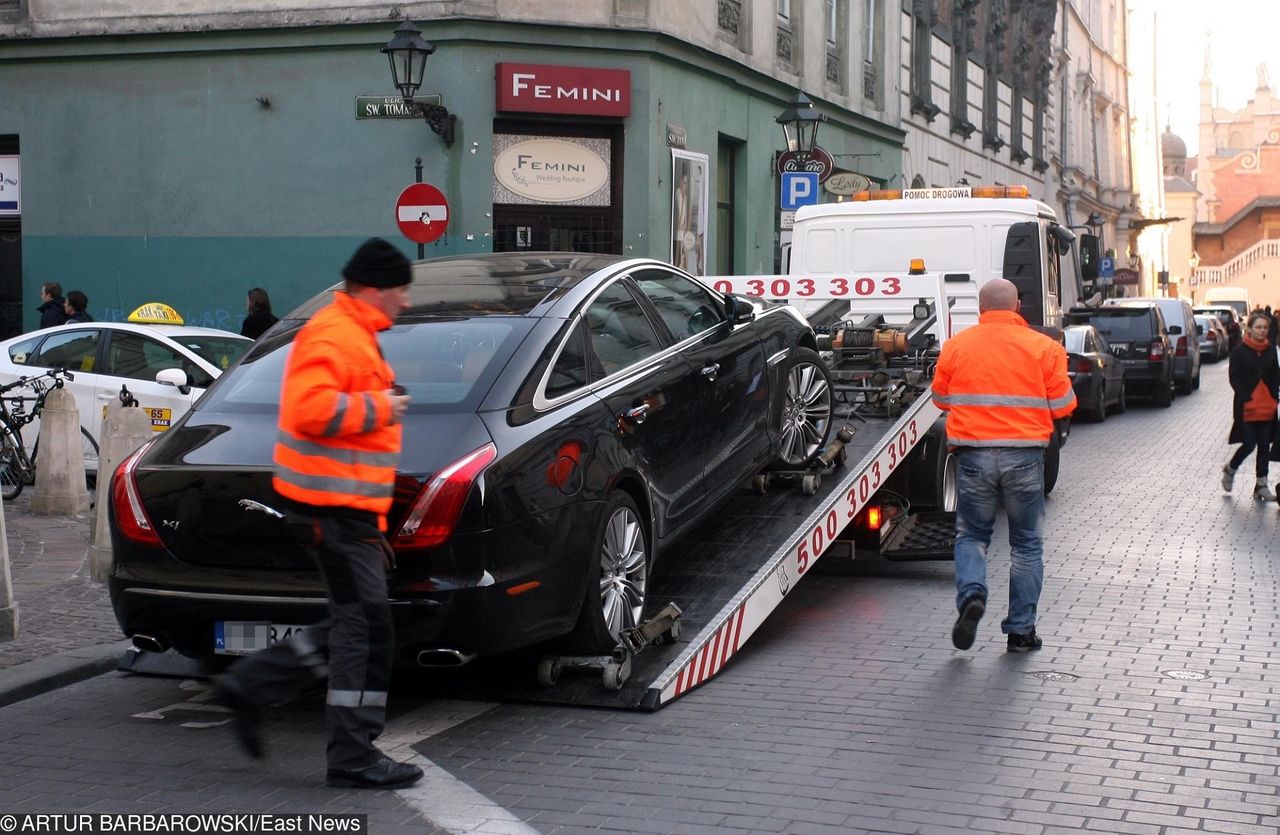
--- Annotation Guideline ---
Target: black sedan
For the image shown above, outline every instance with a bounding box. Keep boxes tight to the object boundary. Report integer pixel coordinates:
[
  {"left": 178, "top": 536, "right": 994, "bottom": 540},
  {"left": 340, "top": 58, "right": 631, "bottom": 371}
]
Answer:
[
  {"left": 1064, "top": 324, "right": 1126, "bottom": 421},
  {"left": 109, "top": 254, "right": 833, "bottom": 665}
]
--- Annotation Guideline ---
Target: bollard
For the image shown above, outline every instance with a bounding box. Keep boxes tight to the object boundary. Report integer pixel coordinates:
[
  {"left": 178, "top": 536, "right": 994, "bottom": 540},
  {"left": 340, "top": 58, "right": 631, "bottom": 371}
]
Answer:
[
  {"left": 0, "top": 498, "right": 16, "bottom": 640},
  {"left": 90, "top": 399, "right": 155, "bottom": 582},
  {"left": 30, "top": 387, "right": 91, "bottom": 516}
]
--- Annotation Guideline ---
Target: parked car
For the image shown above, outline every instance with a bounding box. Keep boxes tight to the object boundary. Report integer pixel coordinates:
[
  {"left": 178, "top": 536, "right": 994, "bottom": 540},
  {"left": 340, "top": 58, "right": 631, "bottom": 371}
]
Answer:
[
  {"left": 1105, "top": 297, "right": 1200, "bottom": 394},
  {"left": 1063, "top": 324, "right": 1126, "bottom": 421},
  {"left": 1194, "top": 305, "right": 1242, "bottom": 350},
  {"left": 0, "top": 308, "right": 251, "bottom": 457},
  {"left": 1066, "top": 304, "right": 1173, "bottom": 407},
  {"left": 108, "top": 254, "right": 834, "bottom": 664},
  {"left": 1193, "top": 314, "right": 1228, "bottom": 362}
]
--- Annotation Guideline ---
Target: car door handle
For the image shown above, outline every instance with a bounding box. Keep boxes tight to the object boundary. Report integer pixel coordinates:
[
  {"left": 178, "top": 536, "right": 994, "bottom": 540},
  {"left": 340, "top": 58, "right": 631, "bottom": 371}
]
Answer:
[
  {"left": 622, "top": 404, "right": 649, "bottom": 425},
  {"left": 701, "top": 363, "right": 720, "bottom": 382}
]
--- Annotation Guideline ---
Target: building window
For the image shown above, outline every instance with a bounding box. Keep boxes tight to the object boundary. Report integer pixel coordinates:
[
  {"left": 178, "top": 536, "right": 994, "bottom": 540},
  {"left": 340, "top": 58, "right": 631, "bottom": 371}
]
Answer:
[
  {"left": 826, "top": 0, "right": 845, "bottom": 87},
  {"left": 949, "top": 0, "right": 979, "bottom": 139},
  {"left": 716, "top": 138, "right": 739, "bottom": 276},
  {"left": 909, "top": 0, "right": 940, "bottom": 121},
  {"left": 981, "top": 3, "right": 1007, "bottom": 152},
  {"left": 776, "top": 0, "right": 796, "bottom": 69},
  {"left": 0, "top": 0, "right": 24, "bottom": 19}
]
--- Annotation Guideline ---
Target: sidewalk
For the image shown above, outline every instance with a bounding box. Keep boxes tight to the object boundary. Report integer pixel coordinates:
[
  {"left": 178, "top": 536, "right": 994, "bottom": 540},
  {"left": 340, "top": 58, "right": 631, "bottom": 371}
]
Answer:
[{"left": 0, "top": 493, "right": 128, "bottom": 704}]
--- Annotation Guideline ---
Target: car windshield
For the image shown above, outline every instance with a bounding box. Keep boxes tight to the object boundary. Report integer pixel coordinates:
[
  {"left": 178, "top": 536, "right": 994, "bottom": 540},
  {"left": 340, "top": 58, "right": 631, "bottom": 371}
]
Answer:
[
  {"left": 1064, "top": 329, "right": 1086, "bottom": 352},
  {"left": 172, "top": 335, "right": 251, "bottom": 373},
  {"left": 195, "top": 317, "right": 534, "bottom": 415},
  {"left": 1077, "top": 311, "right": 1153, "bottom": 341}
]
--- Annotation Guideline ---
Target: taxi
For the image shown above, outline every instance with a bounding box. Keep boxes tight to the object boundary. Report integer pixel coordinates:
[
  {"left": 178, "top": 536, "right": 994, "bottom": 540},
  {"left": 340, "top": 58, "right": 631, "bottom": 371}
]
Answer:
[{"left": 0, "top": 303, "right": 251, "bottom": 450}]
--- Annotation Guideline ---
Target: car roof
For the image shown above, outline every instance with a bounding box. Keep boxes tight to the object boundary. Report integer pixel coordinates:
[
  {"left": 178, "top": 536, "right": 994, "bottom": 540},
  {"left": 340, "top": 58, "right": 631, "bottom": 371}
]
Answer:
[
  {"left": 2, "top": 321, "right": 249, "bottom": 345},
  {"left": 286, "top": 252, "right": 629, "bottom": 320}
]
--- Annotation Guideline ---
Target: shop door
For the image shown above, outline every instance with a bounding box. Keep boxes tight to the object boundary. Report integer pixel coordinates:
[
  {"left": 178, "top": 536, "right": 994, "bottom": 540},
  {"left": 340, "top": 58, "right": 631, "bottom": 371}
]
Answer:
[{"left": 493, "top": 206, "right": 620, "bottom": 255}]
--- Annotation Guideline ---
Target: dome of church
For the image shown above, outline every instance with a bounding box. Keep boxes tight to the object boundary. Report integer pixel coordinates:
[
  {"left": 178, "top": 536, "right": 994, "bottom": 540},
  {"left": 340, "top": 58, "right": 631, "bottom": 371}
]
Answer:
[{"left": 1162, "top": 126, "right": 1187, "bottom": 160}]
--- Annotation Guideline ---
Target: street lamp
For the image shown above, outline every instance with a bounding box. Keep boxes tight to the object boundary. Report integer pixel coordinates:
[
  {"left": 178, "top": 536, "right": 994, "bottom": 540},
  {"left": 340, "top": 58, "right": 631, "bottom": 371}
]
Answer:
[
  {"left": 774, "top": 91, "right": 826, "bottom": 153},
  {"left": 381, "top": 20, "right": 456, "bottom": 147}
]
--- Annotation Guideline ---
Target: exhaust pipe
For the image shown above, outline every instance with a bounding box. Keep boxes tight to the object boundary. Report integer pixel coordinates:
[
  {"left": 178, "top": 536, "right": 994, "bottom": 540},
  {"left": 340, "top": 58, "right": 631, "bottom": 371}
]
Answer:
[
  {"left": 416, "top": 648, "right": 477, "bottom": 668},
  {"left": 131, "top": 634, "right": 169, "bottom": 654}
]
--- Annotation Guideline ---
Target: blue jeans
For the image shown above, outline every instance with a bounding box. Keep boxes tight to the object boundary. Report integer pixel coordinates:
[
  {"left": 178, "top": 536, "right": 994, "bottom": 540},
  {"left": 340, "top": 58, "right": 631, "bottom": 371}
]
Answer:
[{"left": 953, "top": 447, "right": 1045, "bottom": 635}]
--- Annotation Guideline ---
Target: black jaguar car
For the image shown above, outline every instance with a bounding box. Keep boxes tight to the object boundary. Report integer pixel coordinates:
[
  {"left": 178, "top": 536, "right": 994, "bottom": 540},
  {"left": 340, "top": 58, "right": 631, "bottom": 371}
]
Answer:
[{"left": 109, "top": 254, "right": 832, "bottom": 665}]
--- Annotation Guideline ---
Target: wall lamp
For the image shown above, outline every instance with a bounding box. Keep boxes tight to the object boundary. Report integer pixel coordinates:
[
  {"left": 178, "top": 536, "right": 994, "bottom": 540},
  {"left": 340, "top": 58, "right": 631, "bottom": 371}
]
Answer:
[
  {"left": 775, "top": 91, "right": 826, "bottom": 154},
  {"left": 381, "top": 20, "right": 456, "bottom": 147}
]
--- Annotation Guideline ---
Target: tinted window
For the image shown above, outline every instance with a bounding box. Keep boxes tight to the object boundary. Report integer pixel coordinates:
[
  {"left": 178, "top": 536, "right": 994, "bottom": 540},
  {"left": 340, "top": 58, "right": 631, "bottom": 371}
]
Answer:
[
  {"left": 106, "top": 332, "right": 188, "bottom": 384},
  {"left": 173, "top": 336, "right": 249, "bottom": 373},
  {"left": 32, "top": 329, "right": 100, "bottom": 373},
  {"left": 631, "top": 268, "right": 727, "bottom": 340},
  {"left": 584, "top": 282, "right": 663, "bottom": 376},
  {"left": 195, "top": 318, "right": 533, "bottom": 415},
  {"left": 1075, "top": 310, "right": 1156, "bottom": 342},
  {"left": 6, "top": 335, "right": 41, "bottom": 366},
  {"left": 1064, "top": 329, "right": 1085, "bottom": 352},
  {"left": 545, "top": 320, "right": 590, "bottom": 399}
]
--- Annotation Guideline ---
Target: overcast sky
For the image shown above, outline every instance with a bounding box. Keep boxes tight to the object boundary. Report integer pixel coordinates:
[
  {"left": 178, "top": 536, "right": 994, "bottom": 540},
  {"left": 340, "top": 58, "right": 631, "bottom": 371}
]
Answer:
[{"left": 1127, "top": 0, "right": 1280, "bottom": 156}]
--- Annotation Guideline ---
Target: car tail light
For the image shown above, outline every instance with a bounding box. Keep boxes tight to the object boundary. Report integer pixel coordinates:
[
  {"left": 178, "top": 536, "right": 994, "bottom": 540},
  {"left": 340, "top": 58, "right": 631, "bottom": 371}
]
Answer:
[
  {"left": 1206, "top": 330, "right": 1218, "bottom": 341},
  {"left": 1072, "top": 357, "right": 1093, "bottom": 374},
  {"left": 113, "top": 440, "right": 162, "bottom": 546},
  {"left": 1148, "top": 341, "right": 1166, "bottom": 360},
  {"left": 393, "top": 443, "right": 497, "bottom": 550},
  {"left": 1175, "top": 336, "right": 1188, "bottom": 356}
]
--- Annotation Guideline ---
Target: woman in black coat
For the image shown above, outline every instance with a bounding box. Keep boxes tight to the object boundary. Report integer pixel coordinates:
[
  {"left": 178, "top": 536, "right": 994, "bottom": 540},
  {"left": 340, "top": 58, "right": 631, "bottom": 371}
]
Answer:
[
  {"left": 240, "top": 287, "right": 279, "bottom": 340},
  {"left": 1223, "top": 311, "right": 1280, "bottom": 500}
]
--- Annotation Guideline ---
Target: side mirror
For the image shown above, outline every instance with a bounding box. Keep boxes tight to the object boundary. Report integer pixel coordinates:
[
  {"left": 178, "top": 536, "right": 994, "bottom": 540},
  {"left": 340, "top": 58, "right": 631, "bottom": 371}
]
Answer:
[
  {"left": 1196, "top": 324, "right": 1204, "bottom": 336},
  {"left": 1167, "top": 325, "right": 1182, "bottom": 335},
  {"left": 156, "top": 367, "right": 192, "bottom": 396},
  {"left": 724, "top": 293, "right": 755, "bottom": 325},
  {"left": 1078, "top": 233, "right": 1100, "bottom": 281}
]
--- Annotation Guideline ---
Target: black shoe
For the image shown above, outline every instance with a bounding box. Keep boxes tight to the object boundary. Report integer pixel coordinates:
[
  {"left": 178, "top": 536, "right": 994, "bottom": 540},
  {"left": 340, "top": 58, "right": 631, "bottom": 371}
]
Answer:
[
  {"left": 951, "top": 596, "right": 986, "bottom": 650},
  {"left": 212, "top": 676, "right": 264, "bottom": 760},
  {"left": 1007, "top": 629, "right": 1043, "bottom": 653},
  {"left": 326, "top": 756, "right": 424, "bottom": 789}
]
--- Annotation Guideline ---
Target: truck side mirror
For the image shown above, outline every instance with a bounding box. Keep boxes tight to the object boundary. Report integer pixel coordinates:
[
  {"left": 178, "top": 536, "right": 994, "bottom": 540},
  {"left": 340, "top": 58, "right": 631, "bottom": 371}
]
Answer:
[{"left": 1079, "top": 234, "right": 1100, "bottom": 281}]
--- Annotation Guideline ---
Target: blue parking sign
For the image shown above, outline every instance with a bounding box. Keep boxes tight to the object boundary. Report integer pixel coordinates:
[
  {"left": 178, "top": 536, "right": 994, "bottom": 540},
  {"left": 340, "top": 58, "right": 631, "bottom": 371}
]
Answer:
[
  {"left": 1099, "top": 257, "right": 1115, "bottom": 278},
  {"left": 780, "top": 172, "right": 820, "bottom": 211}
]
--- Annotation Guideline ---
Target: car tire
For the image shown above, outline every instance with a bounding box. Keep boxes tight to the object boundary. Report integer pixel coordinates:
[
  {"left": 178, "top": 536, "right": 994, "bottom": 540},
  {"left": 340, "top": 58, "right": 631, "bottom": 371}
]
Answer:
[
  {"left": 772, "top": 347, "right": 834, "bottom": 469},
  {"left": 1192, "top": 367, "right": 1201, "bottom": 390},
  {"left": 1112, "top": 378, "right": 1127, "bottom": 414},
  {"left": 1153, "top": 378, "right": 1173, "bottom": 408},
  {"left": 1083, "top": 382, "right": 1106, "bottom": 422},
  {"left": 908, "top": 418, "right": 957, "bottom": 512},
  {"left": 567, "top": 492, "right": 649, "bottom": 653}
]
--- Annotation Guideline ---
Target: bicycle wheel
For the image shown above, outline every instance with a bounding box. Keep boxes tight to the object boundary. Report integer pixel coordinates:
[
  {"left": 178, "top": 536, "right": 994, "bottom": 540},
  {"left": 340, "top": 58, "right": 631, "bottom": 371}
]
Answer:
[{"left": 0, "top": 430, "right": 24, "bottom": 501}]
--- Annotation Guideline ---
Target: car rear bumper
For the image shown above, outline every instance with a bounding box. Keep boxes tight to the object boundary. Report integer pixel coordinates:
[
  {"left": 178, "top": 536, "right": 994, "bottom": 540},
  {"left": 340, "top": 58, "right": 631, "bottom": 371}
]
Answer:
[{"left": 1117, "top": 361, "right": 1168, "bottom": 389}]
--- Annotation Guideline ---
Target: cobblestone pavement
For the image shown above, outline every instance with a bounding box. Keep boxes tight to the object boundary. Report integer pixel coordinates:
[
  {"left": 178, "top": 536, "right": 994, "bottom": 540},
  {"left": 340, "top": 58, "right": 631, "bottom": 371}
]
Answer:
[
  {"left": 2, "top": 362, "right": 1279, "bottom": 834},
  {"left": 0, "top": 493, "right": 118, "bottom": 670}
]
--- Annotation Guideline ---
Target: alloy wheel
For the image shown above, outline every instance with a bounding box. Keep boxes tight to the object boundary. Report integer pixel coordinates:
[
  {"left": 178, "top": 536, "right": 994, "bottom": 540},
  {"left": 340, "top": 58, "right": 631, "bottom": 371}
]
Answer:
[
  {"left": 777, "top": 359, "right": 833, "bottom": 467},
  {"left": 598, "top": 504, "right": 647, "bottom": 641}
]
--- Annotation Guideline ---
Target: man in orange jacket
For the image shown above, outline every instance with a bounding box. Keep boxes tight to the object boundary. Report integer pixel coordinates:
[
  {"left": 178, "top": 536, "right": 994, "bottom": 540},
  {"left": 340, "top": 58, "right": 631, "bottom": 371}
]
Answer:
[
  {"left": 216, "top": 238, "right": 417, "bottom": 789},
  {"left": 931, "top": 278, "right": 1075, "bottom": 653}
]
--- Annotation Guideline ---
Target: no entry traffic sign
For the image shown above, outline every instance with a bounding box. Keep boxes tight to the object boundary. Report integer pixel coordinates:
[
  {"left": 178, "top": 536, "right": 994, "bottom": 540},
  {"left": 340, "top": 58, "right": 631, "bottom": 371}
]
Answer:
[{"left": 395, "top": 183, "right": 449, "bottom": 244}]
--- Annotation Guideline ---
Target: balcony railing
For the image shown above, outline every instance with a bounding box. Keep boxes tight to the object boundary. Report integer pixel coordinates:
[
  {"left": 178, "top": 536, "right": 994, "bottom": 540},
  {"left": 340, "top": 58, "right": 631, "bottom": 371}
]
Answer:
[{"left": 1192, "top": 239, "right": 1280, "bottom": 285}]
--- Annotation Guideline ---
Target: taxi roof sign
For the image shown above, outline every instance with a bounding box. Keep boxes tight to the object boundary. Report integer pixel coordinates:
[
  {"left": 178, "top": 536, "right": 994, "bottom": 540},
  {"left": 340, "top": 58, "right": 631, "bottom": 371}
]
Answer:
[{"left": 127, "top": 303, "right": 185, "bottom": 325}]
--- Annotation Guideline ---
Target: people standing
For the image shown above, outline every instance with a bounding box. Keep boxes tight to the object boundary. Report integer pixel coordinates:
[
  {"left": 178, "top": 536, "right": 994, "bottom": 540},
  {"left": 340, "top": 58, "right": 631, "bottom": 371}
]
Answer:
[
  {"left": 63, "top": 290, "right": 93, "bottom": 323},
  {"left": 240, "top": 287, "right": 279, "bottom": 340},
  {"left": 35, "top": 282, "right": 68, "bottom": 329},
  {"left": 214, "top": 238, "right": 419, "bottom": 789},
  {"left": 931, "top": 278, "right": 1076, "bottom": 653},
  {"left": 1222, "top": 311, "right": 1279, "bottom": 501}
]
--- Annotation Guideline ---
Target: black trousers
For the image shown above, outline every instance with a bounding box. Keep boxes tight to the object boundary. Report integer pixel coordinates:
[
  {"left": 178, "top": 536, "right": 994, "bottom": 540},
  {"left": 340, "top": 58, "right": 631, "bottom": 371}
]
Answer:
[
  {"left": 1229, "top": 420, "right": 1275, "bottom": 479},
  {"left": 225, "top": 513, "right": 394, "bottom": 770}
]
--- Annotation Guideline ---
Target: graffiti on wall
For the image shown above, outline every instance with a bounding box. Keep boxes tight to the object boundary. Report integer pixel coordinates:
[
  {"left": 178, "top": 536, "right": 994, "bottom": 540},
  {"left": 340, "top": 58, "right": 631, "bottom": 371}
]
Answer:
[{"left": 98, "top": 306, "right": 245, "bottom": 332}]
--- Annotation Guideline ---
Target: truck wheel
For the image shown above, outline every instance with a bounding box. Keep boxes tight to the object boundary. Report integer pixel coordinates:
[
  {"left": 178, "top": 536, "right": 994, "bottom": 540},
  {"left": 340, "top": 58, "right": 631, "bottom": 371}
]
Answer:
[
  {"left": 567, "top": 493, "right": 648, "bottom": 653},
  {"left": 772, "top": 347, "right": 834, "bottom": 469},
  {"left": 908, "top": 418, "right": 955, "bottom": 511},
  {"left": 1043, "top": 430, "right": 1061, "bottom": 495}
]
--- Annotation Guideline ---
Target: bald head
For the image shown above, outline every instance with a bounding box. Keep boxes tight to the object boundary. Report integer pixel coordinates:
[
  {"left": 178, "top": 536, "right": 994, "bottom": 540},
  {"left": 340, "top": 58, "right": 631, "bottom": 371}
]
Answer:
[{"left": 979, "top": 278, "right": 1020, "bottom": 313}]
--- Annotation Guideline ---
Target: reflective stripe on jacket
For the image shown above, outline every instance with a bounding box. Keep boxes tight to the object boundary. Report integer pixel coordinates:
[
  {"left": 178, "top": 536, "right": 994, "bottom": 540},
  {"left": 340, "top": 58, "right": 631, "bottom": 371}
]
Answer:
[
  {"left": 273, "top": 291, "right": 401, "bottom": 526},
  {"left": 931, "top": 309, "right": 1075, "bottom": 448}
]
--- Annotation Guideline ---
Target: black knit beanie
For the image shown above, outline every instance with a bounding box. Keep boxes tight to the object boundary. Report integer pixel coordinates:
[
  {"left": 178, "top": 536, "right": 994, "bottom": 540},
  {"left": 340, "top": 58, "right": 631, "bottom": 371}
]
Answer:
[{"left": 342, "top": 238, "right": 412, "bottom": 288}]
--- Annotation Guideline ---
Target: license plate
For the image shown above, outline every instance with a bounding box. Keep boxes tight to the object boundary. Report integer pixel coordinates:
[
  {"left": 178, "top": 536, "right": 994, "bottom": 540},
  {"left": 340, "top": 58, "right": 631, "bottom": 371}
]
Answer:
[{"left": 214, "top": 621, "right": 312, "bottom": 655}]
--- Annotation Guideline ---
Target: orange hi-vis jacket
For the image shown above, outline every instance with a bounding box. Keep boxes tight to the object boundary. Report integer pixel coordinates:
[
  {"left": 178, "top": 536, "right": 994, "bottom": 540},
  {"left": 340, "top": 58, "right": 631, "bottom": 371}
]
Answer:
[
  {"left": 273, "top": 291, "right": 402, "bottom": 527},
  {"left": 931, "top": 309, "right": 1076, "bottom": 448}
]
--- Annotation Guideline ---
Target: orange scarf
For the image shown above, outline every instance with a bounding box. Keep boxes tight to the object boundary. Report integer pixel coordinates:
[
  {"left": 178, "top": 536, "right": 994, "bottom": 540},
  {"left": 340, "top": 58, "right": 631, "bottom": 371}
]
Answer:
[{"left": 1242, "top": 334, "right": 1278, "bottom": 421}]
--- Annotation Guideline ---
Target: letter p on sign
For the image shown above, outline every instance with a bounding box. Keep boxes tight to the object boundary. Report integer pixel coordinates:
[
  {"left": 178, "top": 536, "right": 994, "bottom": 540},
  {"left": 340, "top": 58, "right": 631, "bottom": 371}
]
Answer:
[{"left": 780, "top": 172, "right": 819, "bottom": 211}]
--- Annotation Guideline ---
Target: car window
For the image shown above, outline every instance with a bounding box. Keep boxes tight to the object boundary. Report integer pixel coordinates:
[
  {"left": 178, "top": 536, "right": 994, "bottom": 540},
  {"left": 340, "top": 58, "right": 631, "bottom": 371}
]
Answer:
[
  {"left": 630, "top": 268, "right": 726, "bottom": 341},
  {"left": 6, "top": 335, "right": 42, "bottom": 366},
  {"left": 545, "top": 320, "right": 591, "bottom": 400},
  {"left": 1064, "top": 329, "right": 1085, "bottom": 352},
  {"left": 106, "top": 331, "right": 191, "bottom": 384},
  {"left": 584, "top": 281, "right": 664, "bottom": 376},
  {"left": 1077, "top": 310, "right": 1157, "bottom": 342},
  {"left": 174, "top": 336, "right": 249, "bottom": 374},
  {"left": 32, "top": 329, "right": 100, "bottom": 373}
]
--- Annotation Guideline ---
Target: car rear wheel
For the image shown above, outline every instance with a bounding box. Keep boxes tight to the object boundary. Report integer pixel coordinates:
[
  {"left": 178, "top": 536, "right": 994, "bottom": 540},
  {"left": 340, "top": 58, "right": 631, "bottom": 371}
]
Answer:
[
  {"left": 568, "top": 492, "right": 649, "bottom": 652},
  {"left": 1153, "top": 378, "right": 1173, "bottom": 407},
  {"left": 1082, "top": 382, "right": 1106, "bottom": 422},
  {"left": 1111, "top": 378, "right": 1127, "bottom": 414},
  {"left": 773, "top": 347, "right": 834, "bottom": 469}
]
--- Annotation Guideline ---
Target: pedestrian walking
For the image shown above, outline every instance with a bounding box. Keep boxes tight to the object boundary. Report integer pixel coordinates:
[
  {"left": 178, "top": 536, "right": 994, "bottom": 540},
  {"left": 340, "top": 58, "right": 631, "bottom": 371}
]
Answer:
[
  {"left": 62, "top": 290, "right": 93, "bottom": 323},
  {"left": 931, "top": 278, "right": 1076, "bottom": 653},
  {"left": 1221, "top": 311, "right": 1279, "bottom": 501},
  {"left": 240, "top": 287, "right": 279, "bottom": 340},
  {"left": 35, "top": 282, "right": 68, "bottom": 329},
  {"left": 214, "top": 237, "right": 420, "bottom": 789}
]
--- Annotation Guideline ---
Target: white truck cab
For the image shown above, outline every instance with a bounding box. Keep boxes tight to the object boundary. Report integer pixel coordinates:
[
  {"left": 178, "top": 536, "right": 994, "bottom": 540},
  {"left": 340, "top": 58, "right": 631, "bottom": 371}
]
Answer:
[{"left": 785, "top": 185, "right": 1098, "bottom": 335}]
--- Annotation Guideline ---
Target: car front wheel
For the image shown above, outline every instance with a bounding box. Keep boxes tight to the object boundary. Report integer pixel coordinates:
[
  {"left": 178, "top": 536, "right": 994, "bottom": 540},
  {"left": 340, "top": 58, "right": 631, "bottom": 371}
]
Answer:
[
  {"left": 568, "top": 492, "right": 649, "bottom": 652},
  {"left": 773, "top": 347, "right": 834, "bottom": 469}
]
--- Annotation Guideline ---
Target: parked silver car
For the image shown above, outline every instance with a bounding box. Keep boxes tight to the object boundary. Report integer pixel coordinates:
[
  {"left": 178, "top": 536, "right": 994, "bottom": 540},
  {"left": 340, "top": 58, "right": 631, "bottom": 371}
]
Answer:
[{"left": 1194, "top": 314, "right": 1228, "bottom": 362}]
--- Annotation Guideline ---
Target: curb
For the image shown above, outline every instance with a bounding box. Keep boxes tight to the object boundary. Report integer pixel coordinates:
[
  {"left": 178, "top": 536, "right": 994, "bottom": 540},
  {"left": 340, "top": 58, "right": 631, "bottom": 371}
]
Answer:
[{"left": 0, "top": 640, "right": 131, "bottom": 708}]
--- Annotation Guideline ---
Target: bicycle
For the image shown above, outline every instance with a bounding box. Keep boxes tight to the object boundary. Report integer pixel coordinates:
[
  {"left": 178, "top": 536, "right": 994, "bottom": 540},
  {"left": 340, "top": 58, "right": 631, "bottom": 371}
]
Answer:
[{"left": 0, "top": 367, "right": 100, "bottom": 501}]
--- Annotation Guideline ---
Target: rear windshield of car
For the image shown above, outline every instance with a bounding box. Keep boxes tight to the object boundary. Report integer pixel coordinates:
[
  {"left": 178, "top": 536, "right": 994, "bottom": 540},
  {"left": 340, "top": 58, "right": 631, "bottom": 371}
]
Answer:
[
  {"left": 1063, "top": 329, "right": 1086, "bottom": 352},
  {"left": 194, "top": 317, "right": 534, "bottom": 415},
  {"left": 172, "top": 336, "right": 251, "bottom": 373},
  {"left": 1073, "top": 310, "right": 1154, "bottom": 342}
]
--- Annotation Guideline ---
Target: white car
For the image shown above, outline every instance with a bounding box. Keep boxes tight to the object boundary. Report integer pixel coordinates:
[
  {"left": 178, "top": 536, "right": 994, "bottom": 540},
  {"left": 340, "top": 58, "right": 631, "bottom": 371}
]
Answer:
[{"left": 0, "top": 305, "right": 252, "bottom": 455}]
